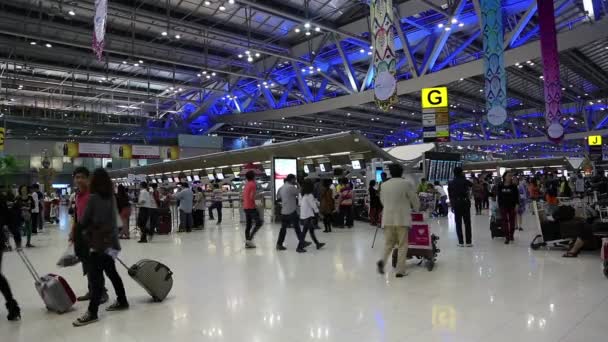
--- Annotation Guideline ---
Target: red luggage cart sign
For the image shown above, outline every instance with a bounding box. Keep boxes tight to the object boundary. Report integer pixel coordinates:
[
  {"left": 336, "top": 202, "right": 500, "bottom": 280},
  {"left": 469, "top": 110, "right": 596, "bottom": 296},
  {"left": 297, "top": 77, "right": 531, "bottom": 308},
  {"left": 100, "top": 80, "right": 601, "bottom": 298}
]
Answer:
[{"left": 409, "top": 224, "right": 431, "bottom": 249}]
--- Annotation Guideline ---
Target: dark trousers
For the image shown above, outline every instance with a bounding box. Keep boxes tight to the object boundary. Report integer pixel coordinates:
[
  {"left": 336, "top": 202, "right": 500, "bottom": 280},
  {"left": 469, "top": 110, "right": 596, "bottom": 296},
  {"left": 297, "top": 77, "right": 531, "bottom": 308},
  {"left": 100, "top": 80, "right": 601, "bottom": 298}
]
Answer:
[
  {"left": 87, "top": 252, "right": 127, "bottom": 317},
  {"left": 31, "top": 213, "right": 39, "bottom": 233},
  {"left": 369, "top": 207, "right": 381, "bottom": 226},
  {"left": 193, "top": 210, "right": 205, "bottom": 228},
  {"left": 501, "top": 207, "right": 516, "bottom": 240},
  {"left": 137, "top": 207, "right": 150, "bottom": 240},
  {"left": 482, "top": 196, "right": 489, "bottom": 209},
  {"left": 322, "top": 213, "right": 333, "bottom": 232},
  {"left": 302, "top": 217, "right": 320, "bottom": 245},
  {"left": 454, "top": 202, "right": 472, "bottom": 245},
  {"left": 339, "top": 205, "right": 354, "bottom": 227},
  {"left": 208, "top": 201, "right": 223, "bottom": 223},
  {"left": 0, "top": 251, "right": 17, "bottom": 307},
  {"left": 277, "top": 211, "right": 304, "bottom": 247},
  {"left": 474, "top": 198, "right": 483, "bottom": 214},
  {"left": 149, "top": 209, "right": 159, "bottom": 235},
  {"left": 244, "top": 209, "right": 262, "bottom": 241},
  {"left": 179, "top": 210, "right": 193, "bottom": 232}
]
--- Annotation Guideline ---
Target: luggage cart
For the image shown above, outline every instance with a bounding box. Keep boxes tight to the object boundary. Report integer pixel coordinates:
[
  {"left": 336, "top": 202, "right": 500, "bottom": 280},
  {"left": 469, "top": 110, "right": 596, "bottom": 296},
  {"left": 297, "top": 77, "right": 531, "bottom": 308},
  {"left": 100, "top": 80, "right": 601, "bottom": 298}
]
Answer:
[
  {"left": 391, "top": 213, "right": 440, "bottom": 271},
  {"left": 530, "top": 201, "right": 573, "bottom": 250}
]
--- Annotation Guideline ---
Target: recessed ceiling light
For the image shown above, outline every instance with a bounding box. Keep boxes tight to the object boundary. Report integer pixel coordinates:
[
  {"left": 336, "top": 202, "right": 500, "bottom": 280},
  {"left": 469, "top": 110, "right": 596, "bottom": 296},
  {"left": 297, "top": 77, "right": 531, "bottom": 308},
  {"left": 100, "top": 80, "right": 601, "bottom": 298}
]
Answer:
[
  {"left": 204, "top": 1, "right": 211, "bottom": 5},
  {"left": 360, "top": 48, "right": 365, "bottom": 53},
  {"left": 68, "top": 10, "right": 75, "bottom": 16},
  {"left": 438, "top": 23, "right": 444, "bottom": 28},
  {"left": 134, "top": 63, "right": 139, "bottom": 67},
  {"left": 444, "top": 27, "right": 451, "bottom": 31},
  {"left": 175, "top": 34, "right": 181, "bottom": 39},
  {"left": 459, "top": 78, "right": 463, "bottom": 81},
  {"left": 219, "top": 5, "right": 226, "bottom": 11},
  {"left": 30, "top": 41, "right": 37, "bottom": 45},
  {"left": 45, "top": 43, "right": 52, "bottom": 48},
  {"left": 211, "top": 72, "right": 216, "bottom": 76},
  {"left": 197, "top": 73, "right": 201, "bottom": 77},
  {"left": 305, "top": 31, "right": 311, "bottom": 36},
  {"left": 295, "top": 28, "right": 301, "bottom": 33},
  {"left": 247, "top": 56, "right": 253, "bottom": 62},
  {"left": 139, "top": 60, "right": 144, "bottom": 64},
  {"left": 458, "top": 22, "right": 464, "bottom": 27},
  {"left": 229, "top": 0, "right": 235, "bottom": 4},
  {"left": 304, "top": 22, "right": 311, "bottom": 28},
  {"left": 238, "top": 54, "right": 243, "bottom": 58},
  {"left": 206, "top": 75, "right": 211, "bottom": 79},
  {"left": 451, "top": 18, "right": 458, "bottom": 24},
  {"left": 255, "top": 52, "right": 260, "bottom": 57},
  {"left": 161, "top": 31, "right": 167, "bottom": 36},
  {"left": 315, "top": 27, "right": 321, "bottom": 32},
  {"left": 122, "top": 61, "right": 127, "bottom": 64}
]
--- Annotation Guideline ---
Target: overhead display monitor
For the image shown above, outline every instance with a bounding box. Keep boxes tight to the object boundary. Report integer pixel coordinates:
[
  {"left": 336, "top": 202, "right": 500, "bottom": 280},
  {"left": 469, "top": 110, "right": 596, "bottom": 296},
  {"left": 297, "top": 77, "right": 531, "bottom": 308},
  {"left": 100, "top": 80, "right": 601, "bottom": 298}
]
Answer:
[
  {"left": 304, "top": 165, "right": 311, "bottom": 173},
  {"left": 351, "top": 160, "right": 362, "bottom": 170},
  {"left": 186, "top": 176, "right": 193, "bottom": 182},
  {"left": 273, "top": 158, "right": 297, "bottom": 195},
  {"left": 151, "top": 179, "right": 157, "bottom": 183},
  {"left": 193, "top": 175, "right": 200, "bottom": 181},
  {"left": 319, "top": 162, "right": 332, "bottom": 173},
  {"left": 216, "top": 173, "right": 225, "bottom": 180},
  {"left": 265, "top": 168, "right": 272, "bottom": 176},
  {"left": 208, "top": 175, "right": 216, "bottom": 181}
]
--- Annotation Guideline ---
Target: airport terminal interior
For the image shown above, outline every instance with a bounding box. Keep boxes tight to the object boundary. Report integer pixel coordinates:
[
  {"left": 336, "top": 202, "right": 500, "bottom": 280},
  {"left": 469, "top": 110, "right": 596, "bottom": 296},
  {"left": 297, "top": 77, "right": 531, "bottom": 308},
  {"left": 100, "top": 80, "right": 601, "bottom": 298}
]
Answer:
[{"left": 1, "top": 0, "right": 608, "bottom": 341}]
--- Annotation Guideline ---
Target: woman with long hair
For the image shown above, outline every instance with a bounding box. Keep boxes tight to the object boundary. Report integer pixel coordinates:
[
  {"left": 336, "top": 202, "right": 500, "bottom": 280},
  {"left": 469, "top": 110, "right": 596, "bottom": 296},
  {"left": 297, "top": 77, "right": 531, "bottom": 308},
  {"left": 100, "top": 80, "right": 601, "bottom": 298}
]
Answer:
[
  {"left": 73, "top": 168, "right": 128, "bottom": 327},
  {"left": 0, "top": 191, "right": 21, "bottom": 321},
  {"left": 319, "top": 179, "right": 335, "bottom": 232},
  {"left": 14, "top": 185, "right": 35, "bottom": 248},
  {"left": 116, "top": 185, "right": 131, "bottom": 239},
  {"left": 497, "top": 171, "right": 520, "bottom": 244},
  {"left": 300, "top": 180, "right": 325, "bottom": 250},
  {"left": 368, "top": 180, "right": 382, "bottom": 226}
]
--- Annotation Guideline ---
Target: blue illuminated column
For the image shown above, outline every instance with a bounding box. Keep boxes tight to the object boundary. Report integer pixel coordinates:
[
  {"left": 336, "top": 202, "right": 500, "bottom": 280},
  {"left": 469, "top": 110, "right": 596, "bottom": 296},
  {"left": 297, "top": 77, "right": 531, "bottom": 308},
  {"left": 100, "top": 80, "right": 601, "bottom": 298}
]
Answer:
[{"left": 481, "top": 0, "right": 507, "bottom": 128}]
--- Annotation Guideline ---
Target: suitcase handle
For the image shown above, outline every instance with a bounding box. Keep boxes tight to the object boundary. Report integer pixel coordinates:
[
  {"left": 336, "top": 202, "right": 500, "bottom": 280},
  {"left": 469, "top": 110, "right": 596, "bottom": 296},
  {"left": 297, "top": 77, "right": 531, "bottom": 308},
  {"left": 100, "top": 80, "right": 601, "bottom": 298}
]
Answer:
[
  {"left": 154, "top": 263, "right": 173, "bottom": 281},
  {"left": 17, "top": 249, "right": 41, "bottom": 282}
]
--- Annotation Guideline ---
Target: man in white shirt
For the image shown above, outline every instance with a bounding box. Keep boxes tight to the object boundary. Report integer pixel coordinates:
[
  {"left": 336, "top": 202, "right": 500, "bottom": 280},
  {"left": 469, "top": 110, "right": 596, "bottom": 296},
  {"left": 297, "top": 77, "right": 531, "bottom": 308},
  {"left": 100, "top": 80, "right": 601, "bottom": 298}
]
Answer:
[
  {"left": 376, "top": 164, "right": 420, "bottom": 278},
  {"left": 434, "top": 181, "right": 448, "bottom": 216},
  {"left": 30, "top": 184, "right": 40, "bottom": 234},
  {"left": 137, "top": 182, "right": 153, "bottom": 243}
]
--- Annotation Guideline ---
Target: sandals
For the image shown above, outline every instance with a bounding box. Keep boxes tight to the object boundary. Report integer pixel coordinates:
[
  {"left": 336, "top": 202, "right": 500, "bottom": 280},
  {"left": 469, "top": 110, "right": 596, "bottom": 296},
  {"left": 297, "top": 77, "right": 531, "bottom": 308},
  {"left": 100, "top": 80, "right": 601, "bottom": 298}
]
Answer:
[{"left": 562, "top": 252, "right": 579, "bottom": 258}]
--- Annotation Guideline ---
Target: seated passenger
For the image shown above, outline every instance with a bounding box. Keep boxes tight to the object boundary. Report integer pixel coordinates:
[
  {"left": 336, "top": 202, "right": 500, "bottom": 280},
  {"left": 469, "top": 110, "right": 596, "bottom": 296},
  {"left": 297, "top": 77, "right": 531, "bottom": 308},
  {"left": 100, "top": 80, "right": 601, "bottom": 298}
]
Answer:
[{"left": 563, "top": 220, "right": 608, "bottom": 257}]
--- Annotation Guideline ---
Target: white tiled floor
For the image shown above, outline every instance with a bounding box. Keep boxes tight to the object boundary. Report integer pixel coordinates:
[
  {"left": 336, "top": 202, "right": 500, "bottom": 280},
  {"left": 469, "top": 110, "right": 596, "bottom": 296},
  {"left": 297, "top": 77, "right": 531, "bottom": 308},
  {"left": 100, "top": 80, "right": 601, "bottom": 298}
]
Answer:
[{"left": 2, "top": 208, "right": 607, "bottom": 341}]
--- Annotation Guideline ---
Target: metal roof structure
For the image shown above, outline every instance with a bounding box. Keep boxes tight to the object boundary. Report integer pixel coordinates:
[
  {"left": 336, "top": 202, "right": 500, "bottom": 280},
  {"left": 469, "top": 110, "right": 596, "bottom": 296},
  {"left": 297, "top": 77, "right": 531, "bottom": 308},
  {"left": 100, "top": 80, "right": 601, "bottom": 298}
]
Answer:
[{"left": 1, "top": 0, "right": 607, "bottom": 158}]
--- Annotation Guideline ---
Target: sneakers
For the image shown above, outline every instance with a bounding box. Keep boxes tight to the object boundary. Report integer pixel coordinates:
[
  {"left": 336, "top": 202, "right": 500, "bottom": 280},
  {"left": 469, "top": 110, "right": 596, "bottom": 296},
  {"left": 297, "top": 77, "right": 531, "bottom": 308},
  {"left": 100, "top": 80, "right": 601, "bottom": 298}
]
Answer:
[
  {"left": 6, "top": 301, "right": 20, "bottom": 321},
  {"left": 245, "top": 240, "right": 256, "bottom": 249},
  {"left": 276, "top": 245, "right": 287, "bottom": 251},
  {"left": 465, "top": 243, "right": 474, "bottom": 247},
  {"left": 72, "top": 312, "right": 98, "bottom": 327},
  {"left": 77, "top": 291, "right": 109, "bottom": 304},
  {"left": 25, "top": 244, "right": 35, "bottom": 248},
  {"left": 105, "top": 301, "right": 129, "bottom": 312},
  {"left": 303, "top": 241, "right": 313, "bottom": 248},
  {"left": 396, "top": 272, "right": 408, "bottom": 278},
  {"left": 457, "top": 244, "right": 464, "bottom": 247},
  {"left": 316, "top": 242, "right": 326, "bottom": 250},
  {"left": 296, "top": 247, "right": 307, "bottom": 253},
  {"left": 376, "top": 260, "right": 385, "bottom": 274},
  {"left": 137, "top": 239, "right": 148, "bottom": 243}
]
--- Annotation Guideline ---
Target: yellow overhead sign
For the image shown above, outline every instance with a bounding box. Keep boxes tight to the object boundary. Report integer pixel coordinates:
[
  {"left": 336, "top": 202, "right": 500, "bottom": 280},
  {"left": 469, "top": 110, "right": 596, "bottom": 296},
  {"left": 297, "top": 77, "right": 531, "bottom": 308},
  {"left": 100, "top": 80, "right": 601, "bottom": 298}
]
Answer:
[
  {"left": 421, "top": 87, "right": 448, "bottom": 108},
  {"left": 0, "top": 127, "right": 4, "bottom": 151},
  {"left": 588, "top": 135, "right": 602, "bottom": 146}
]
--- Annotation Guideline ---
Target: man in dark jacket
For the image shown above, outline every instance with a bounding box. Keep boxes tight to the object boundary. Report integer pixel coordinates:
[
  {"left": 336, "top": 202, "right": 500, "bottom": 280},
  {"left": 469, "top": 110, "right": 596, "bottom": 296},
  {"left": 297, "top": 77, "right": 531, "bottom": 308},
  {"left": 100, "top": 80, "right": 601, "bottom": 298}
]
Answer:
[
  {"left": 448, "top": 167, "right": 473, "bottom": 247},
  {"left": 0, "top": 190, "right": 21, "bottom": 321}
]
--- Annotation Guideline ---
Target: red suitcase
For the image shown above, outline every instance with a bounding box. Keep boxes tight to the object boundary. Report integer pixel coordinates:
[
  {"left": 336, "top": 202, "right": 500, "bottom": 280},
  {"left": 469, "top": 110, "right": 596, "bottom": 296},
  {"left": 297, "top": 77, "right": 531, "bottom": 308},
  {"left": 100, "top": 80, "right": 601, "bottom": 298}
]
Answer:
[{"left": 157, "top": 210, "right": 172, "bottom": 234}]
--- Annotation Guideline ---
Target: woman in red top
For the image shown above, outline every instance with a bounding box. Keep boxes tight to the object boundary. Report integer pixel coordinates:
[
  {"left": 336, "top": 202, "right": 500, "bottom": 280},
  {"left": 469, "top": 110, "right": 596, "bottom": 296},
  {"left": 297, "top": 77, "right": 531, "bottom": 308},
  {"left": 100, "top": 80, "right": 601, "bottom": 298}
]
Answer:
[
  {"left": 242, "top": 171, "right": 262, "bottom": 248},
  {"left": 338, "top": 179, "right": 354, "bottom": 228}
]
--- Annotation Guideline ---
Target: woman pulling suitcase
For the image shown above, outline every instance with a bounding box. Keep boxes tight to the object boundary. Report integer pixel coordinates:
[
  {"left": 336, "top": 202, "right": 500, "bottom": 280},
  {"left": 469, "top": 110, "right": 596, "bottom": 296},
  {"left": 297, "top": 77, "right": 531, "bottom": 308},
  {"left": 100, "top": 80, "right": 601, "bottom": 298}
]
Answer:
[
  {"left": 72, "top": 168, "right": 129, "bottom": 327},
  {"left": 0, "top": 191, "right": 21, "bottom": 321}
]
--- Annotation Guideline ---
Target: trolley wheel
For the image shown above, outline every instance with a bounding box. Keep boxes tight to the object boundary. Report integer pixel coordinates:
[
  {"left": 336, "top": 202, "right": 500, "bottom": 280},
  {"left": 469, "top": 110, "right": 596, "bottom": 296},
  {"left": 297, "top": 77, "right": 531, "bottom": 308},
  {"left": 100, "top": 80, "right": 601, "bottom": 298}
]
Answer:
[
  {"left": 426, "top": 259, "right": 435, "bottom": 271},
  {"left": 604, "top": 261, "right": 608, "bottom": 279}
]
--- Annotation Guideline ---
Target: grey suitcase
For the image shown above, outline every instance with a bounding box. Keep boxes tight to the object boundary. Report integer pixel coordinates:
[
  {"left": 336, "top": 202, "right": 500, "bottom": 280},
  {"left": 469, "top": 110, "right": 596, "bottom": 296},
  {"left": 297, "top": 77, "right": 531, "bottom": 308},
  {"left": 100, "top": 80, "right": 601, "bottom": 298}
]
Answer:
[
  {"left": 118, "top": 258, "right": 173, "bottom": 302},
  {"left": 18, "top": 250, "right": 76, "bottom": 313}
]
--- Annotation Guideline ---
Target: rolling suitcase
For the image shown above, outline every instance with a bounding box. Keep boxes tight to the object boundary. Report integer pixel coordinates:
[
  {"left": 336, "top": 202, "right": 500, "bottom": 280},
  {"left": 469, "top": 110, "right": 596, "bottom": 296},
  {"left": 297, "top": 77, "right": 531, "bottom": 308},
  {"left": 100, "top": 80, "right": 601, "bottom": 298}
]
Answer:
[
  {"left": 490, "top": 214, "right": 505, "bottom": 239},
  {"left": 117, "top": 257, "right": 173, "bottom": 302},
  {"left": 157, "top": 209, "right": 172, "bottom": 235},
  {"left": 17, "top": 250, "right": 76, "bottom": 313}
]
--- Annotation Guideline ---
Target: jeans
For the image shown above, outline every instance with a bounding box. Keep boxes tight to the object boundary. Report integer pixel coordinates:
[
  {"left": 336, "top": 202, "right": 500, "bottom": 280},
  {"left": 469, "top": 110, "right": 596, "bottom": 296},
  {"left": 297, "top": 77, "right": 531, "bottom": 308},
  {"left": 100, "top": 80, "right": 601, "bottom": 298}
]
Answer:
[
  {"left": 277, "top": 211, "right": 304, "bottom": 247},
  {"left": 381, "top": 225, "right": 409, "bottom": 274},
  {"left": 301, "top": 217, "right": 320, "bottom": 245},
  {"left": 22, "top": 219, "right": 32, "bottom": 245},
  {"left": 179, "top": 210, "right": 193, "bottom": 232},
  {"left": 339, "top": 205, "right": 354, "bottom": 227},
  {"left": 87, "top": 252, "right": 127, "bottom": 317},
  {"left": 208, "top": 201, "right": 223, "bottom": 223},
  {"left": 474, "top": 197, "right": 483, "bottom": 214},
  {"left": 500, "top": 207, "right": 517, "bottom": 240},
  {"left": 322, "top": 213, "right": 333, "bottom": 232},
  {"left": 244, "top": 208, "right": 262, "bottom": 241},
  {"left": 31, "top": 213, "right": 39, "bottom": 233},
  {"left": 453, "top": 201, "right": 472, "bottom": 245},
  {"left": 0, "top": 250, "right": 17, "bottom": 307}
]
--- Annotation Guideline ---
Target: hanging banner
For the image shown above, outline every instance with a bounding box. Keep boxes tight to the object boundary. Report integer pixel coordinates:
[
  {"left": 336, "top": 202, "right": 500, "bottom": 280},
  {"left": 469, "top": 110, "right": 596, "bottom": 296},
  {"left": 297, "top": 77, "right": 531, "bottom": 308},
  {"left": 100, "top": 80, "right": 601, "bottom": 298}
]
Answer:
[
  {"left": 0, "top": 127, "right": 5, "bottom": 152},
  {"left": 56, "top": 142, "right": 79, "bottom": 158},
  {"left": 131, "top": 145, "right": 160, "bottom": 159},
  {"left": 111, "top": 144, "right": 133, "bottom": 159},
  {"left": 538, "top": 0, "right": 564, "bottom": 142},
  {"left": 92, "top": 0, "right": 108, "bottom": 61},
  {"left": 371, "top": 0, "right": 397, "bottom": 111},
  {"left": 78, "top": 143, "right": 110, "bottom": 158},
  {"left": 481, "top": 0, "right": 508, "bottom": 127},
  {"left": 422, "top": 87, "right": 450, "bottom": 143},
  {"left": 160, "top": 146, "right": 180, "bottom": 160}
]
